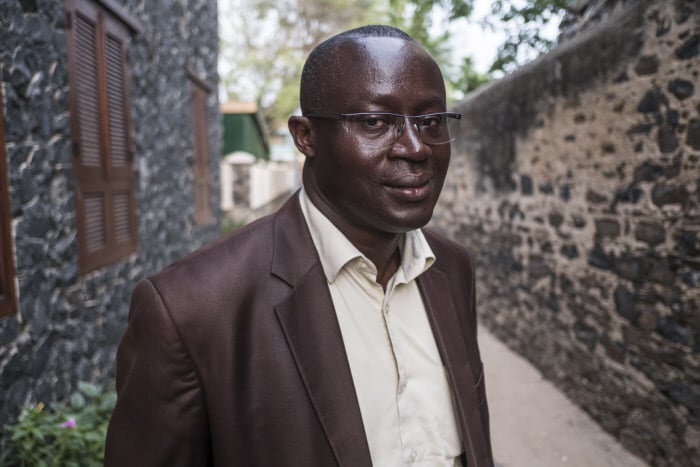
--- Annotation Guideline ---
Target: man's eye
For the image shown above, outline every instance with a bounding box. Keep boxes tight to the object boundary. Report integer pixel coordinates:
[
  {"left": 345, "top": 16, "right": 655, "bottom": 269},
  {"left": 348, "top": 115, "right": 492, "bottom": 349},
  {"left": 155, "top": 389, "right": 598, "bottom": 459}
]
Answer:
[
  {"left": 419, "top": 116, "right": 442, "bottom": 128},
  {"left": 359, "top": 116, "right": 389, "bottom": 128}
]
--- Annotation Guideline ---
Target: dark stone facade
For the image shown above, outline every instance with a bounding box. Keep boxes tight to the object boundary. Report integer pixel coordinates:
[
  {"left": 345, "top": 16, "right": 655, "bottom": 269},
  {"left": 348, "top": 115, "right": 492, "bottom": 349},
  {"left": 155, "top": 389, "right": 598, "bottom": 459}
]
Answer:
[
  {"left": 0, "top": 0, "right": 221, "bottom": 429},
  {"left": 433, "top": 0, "right": 699, "bottom": 465}
]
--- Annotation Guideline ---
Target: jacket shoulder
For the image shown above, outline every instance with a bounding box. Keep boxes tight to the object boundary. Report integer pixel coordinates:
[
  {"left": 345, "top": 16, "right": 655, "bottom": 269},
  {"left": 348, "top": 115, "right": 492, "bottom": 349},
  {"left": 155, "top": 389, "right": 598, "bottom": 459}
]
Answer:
[{"left": 152, "top": 213, "right": 276, "bottom": 289}]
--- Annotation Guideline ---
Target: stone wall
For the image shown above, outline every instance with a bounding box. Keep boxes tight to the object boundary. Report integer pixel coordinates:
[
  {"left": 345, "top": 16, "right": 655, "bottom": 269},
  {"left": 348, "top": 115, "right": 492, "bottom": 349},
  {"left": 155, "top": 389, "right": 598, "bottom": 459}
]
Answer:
[
  {"left": 0, "top": 0, "right": 221, "bottom": 428},
  {"left": 432, "top": 0, "right": 699, "bottom": 465}
]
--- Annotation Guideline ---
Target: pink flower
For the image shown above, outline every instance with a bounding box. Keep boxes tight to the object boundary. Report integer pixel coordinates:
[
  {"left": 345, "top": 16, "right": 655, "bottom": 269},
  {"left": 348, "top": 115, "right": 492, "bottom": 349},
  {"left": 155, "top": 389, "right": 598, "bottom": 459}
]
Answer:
[{"left": 59, "top": 417, "right": 77, "bottom": 428}]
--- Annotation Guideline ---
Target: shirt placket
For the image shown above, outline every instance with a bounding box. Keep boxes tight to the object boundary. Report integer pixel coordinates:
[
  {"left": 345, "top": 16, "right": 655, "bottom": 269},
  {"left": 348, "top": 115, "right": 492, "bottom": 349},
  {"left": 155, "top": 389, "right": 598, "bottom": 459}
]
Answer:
[{"left": 381, "top": 277, "right": 420, "bottom": 466}]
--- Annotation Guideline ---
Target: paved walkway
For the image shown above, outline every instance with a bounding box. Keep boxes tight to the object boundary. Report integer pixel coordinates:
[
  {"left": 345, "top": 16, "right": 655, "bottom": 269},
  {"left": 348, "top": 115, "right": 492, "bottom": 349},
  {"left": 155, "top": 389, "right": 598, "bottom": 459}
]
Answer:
[{"left": 479, "top": 329, "right": 649, "bottom": 467}]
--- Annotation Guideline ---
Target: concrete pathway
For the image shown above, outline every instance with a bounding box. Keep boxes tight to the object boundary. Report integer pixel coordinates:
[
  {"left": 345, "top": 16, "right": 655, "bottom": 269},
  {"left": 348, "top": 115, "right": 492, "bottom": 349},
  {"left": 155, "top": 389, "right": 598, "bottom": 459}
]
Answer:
[{"left": 479, "top": 329, "right": 649, "bottom": 467}]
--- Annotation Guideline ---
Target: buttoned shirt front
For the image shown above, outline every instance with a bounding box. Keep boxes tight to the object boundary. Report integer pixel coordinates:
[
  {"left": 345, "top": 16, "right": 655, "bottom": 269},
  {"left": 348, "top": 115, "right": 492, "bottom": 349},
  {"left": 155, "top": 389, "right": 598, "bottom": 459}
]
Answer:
[{"left": 299, "top": 188, "right": 462, "bottom": 467}]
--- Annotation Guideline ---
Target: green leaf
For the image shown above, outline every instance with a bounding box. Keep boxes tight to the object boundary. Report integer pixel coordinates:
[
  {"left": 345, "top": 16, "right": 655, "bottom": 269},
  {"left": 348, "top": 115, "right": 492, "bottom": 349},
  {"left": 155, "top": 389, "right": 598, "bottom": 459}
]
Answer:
[
  {"left": 70, "top": 392, "right": 86, "bottom": 409},
  {"left": 1, "top": 382, "right": 117, "bottom": 466},
  {"left": 78, "top": 381, "right": 100, "bottom": 399}
]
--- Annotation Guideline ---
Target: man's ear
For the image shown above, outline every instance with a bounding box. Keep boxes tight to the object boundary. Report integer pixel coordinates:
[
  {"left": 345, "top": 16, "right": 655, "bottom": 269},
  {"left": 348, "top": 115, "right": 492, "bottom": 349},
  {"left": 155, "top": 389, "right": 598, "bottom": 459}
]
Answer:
[{"left": 288, "top": 116, "right": 315, "bottom": 159}]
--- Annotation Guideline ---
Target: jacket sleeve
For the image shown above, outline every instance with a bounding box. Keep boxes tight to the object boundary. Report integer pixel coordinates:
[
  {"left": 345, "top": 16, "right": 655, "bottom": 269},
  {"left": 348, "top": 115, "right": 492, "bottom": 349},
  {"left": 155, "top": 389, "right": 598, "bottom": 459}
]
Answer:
[{"left": 104, "top": 278, "right": 211, "bottom": 466}]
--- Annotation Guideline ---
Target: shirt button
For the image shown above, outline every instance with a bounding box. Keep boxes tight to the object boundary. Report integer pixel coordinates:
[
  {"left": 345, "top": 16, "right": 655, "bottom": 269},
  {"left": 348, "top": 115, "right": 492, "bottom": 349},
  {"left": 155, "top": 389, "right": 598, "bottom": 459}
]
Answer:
[{"left": 398, "top": 377, "right": 407, "bottom": 393}]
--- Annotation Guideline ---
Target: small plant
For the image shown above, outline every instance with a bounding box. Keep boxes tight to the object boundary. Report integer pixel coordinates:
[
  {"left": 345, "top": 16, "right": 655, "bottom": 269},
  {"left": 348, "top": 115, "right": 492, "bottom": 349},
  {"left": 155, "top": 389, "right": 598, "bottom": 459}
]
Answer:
[
  {"left": 0, "top": 381, "right": 117, "bottom": 467},
  {"left": 220, "top": 216, "right": 248, "bottom": 235}
]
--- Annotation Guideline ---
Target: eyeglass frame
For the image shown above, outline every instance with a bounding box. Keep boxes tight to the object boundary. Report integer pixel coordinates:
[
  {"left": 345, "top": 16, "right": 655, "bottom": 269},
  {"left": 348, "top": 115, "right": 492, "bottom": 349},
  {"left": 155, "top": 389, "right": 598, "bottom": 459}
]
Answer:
[{"left": 303, "top": 111, "right": 462, "bottom": 146}]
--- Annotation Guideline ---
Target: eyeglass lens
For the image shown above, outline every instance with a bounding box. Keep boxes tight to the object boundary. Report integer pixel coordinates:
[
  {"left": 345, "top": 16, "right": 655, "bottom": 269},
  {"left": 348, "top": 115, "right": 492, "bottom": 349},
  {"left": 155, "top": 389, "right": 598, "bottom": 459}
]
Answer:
[{"left": 344, "top": 114, "right": 455, "bottom": 147}]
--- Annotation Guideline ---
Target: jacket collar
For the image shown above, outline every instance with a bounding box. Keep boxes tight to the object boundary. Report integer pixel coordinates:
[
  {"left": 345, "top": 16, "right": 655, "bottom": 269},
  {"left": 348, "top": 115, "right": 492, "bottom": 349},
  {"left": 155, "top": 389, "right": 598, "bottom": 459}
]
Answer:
[
  {"left": 417, "top": 263, "right": 491, "bottom": 467},
  {"left": 272, "top": 192, "right": 373, "bottom": 467}
]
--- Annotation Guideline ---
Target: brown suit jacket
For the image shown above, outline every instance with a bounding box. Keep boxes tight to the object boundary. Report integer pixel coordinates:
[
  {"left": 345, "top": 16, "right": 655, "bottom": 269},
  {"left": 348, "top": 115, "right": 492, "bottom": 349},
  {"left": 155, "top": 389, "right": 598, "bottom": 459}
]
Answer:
[{"left": 105, "top": 193, "right": 493, "bottom": 466}]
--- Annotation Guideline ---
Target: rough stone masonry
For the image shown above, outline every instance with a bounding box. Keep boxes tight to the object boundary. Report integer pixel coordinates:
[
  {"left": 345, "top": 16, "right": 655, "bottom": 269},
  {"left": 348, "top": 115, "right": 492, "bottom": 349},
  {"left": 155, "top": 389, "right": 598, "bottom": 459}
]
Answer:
[
  {"left": 431, "top": 0, "right": 699, "bottom": 466},
  {"left": 0, "top": 0, "right": 221, "bottom": 430}
]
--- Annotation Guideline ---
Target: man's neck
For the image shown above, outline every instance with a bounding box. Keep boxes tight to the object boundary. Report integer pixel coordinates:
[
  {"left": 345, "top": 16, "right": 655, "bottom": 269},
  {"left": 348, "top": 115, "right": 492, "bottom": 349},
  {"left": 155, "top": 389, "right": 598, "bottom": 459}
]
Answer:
[
  {"left": 349, "top": 232, "right": 402, "bottom": 290},
  {"left": 301, "top": 181, "right": 404, "bottom": 289}
]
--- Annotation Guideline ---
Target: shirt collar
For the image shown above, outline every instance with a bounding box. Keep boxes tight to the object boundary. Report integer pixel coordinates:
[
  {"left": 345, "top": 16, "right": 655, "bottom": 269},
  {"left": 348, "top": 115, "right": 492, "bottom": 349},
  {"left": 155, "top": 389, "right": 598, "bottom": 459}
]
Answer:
[{"left": 299, "top": 186, "right": 435, "bottom": 284}]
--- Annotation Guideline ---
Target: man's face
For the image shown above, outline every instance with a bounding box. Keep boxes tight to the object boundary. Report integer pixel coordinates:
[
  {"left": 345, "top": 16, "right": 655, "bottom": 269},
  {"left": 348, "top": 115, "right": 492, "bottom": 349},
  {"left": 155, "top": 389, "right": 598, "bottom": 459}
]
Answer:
[{"left": 304, "top": 37, "right": 451, "bottom": 236}]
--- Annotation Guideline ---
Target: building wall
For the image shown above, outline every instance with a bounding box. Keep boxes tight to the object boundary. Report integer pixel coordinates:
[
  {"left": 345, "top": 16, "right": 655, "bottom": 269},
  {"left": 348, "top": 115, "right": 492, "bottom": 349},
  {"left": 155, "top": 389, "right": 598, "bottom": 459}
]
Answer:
[
  {"left": 0, "top": 0, "right": 221, "bottom": 428},
  {"left": 432, "top": 1, "right": 699, "bottom": 465}
]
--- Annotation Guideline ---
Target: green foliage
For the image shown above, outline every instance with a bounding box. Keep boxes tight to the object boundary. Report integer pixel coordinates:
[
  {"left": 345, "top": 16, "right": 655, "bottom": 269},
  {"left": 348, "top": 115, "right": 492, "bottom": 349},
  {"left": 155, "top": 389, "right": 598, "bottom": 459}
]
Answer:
[
  {"left": 219, "top": 0, "right": 567, "bottom": 128},
  {"left": 386, "top": 0, "right": 474, "bottom": 59},
  {"left": 487, "top": 0, "right": 569, "bottom": 73},
  {"left": 220, "top": 216, "right": 248, "bottom": 235},
  {"left": 446, "top": 56, "right": 491, "bottom": 97},
  {"left": 219, "top": 0, "right": 380, "bottom": 128},
  {"left": 0, "top": 382, "right": 117, "bottom": 467},
  {"left": 384, "top": 0, "right": 478, "bottom": 102}
]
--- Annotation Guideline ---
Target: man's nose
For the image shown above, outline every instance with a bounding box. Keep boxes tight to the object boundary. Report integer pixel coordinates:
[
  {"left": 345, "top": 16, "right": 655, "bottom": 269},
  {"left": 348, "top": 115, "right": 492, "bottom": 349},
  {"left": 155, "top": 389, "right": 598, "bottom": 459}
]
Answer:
[{"left": 391, "top": 118, "right": 428, "bottom": 159}]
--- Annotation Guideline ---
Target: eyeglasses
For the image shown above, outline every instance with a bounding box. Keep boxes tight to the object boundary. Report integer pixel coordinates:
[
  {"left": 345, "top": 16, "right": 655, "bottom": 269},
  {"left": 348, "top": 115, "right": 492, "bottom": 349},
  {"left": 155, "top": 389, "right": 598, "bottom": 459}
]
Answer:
[{"left": 304, "top": 112, "right": 462, "bottom": 148}]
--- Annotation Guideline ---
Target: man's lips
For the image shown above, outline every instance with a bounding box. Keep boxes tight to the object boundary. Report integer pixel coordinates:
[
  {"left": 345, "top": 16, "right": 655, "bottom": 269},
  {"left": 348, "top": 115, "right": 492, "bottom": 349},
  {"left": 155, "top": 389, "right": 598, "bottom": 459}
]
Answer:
[
  {"left": 383, "top": 174, "right": 433, "bottom": 200},
  {"left": 383, "top": 173, "right": 432, "bottom": 188}
]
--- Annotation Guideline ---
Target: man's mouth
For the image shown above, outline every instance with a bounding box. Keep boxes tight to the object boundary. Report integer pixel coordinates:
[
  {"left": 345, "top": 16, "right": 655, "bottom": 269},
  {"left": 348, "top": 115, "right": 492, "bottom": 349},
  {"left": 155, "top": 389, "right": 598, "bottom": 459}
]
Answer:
[
  {"left": 384, "top": 173, "right": 432, "bottom": 188},
  {"left": 383, "top": 174, "right": 433, "bottom": 200}
]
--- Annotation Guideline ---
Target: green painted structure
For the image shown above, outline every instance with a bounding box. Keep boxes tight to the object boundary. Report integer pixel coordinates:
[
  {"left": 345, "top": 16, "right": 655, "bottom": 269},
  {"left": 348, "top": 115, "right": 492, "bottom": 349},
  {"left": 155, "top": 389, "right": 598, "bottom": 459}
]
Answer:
[{"left": 220, "top": 102, "right": 270, "bottom": 160}]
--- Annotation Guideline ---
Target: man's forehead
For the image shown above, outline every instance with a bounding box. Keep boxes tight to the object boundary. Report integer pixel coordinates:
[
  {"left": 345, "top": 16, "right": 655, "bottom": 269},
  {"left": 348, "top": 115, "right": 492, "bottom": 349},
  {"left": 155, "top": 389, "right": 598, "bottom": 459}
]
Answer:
[
  {"left": 301, "top": 33, "right": 445, "bottom": 114},
  {"left": 337, "top": 36, "right": 427, "bottom": 66}
]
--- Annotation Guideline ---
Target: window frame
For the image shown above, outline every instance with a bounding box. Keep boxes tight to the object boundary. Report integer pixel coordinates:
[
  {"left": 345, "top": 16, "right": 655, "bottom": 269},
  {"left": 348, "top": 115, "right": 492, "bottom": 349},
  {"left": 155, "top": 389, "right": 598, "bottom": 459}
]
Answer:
[
  {"left": 0, "top": 68, "right": 17, "bottom": 318},
  {"left": 187, "top": 68, "right": 214, "bottom": 225}
]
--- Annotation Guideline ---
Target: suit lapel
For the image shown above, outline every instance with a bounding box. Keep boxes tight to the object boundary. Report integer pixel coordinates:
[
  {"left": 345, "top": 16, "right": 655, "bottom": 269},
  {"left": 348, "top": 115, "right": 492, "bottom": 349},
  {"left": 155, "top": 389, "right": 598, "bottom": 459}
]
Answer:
[
  {"left": 271, "top": 194, "right": 372, "bottom": 467},
  {"left": 418, "top": 267, "right": 490, "bottom": 467}
]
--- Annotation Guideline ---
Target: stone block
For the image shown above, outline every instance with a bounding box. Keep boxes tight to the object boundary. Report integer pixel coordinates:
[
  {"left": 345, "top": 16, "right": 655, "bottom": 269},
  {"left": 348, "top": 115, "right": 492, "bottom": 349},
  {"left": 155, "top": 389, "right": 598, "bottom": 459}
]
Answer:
[
  {"left": 637, "top": 309, "right": 657, "bottom": 332},
  {"left": 560, "top": 244, "right": 579, "bottom": 259},
  {"left": 637, "top": 87, "right": 667, "bottom": 113},
  {"left": 586, "top": 189, "right": 608, "bottom": 204},
  {"left": 571, "top": 214, "right": 587, "bottom": 228},
  {"left": 539, "top": 182, "right": 554, "bottom": 194},
  {"left": 657, "top": 125, "right": 679, "bottom": 153},
  {"left": 686, "top": 119, "right": 700, "bottom": 150},
  {"left": 614, "top": 186, "right": 643, "bottom": 204},
  {"left": 520, "top": 174, "right": 533, "bottom": 195},
  {"left": 573, "top": 320, "right": 598, "bottom": 351},
  {"left": 633, "top": 160, "right": 665, "bottom": 182},
  {"left": 674, "top": 230, "right": 699, "bottom": 257},
  {"left": 651, "top": 183, "right": 689, "bottom": 206},
  {"left": 675, "top": 34, "right": 699, "bottom": 60},
  {"left": 528, "top": 255, "right": 551, "bottom": 281},
  {"left": 656, "top": 317, "right": 694, "bottom": 347},
  {"left": 645, "top": 256, "right": 676, "bottom": 285},
  {"left": 588, "top": 244, "right": 614, "bottom": 270},
  {"left": 615, "top": 255, "right": 645, "bottom": 282},
  {"left": 668, "top": 79, "right": 695, "bottom": 100},
  {"left": 635, "top": 221, "right": 666, "bottom": 246},
  {"left": 559, "top": 184, "right": 571, "bottom": 201},
  {"left": 548, "top": 211, "right": 564, "bottom": 227},
  {"left": 634, "top": 54, "right": 659, "bottom": 75},
  {"left": 595, "top": 218, "right": 621, "bottom": 237}
]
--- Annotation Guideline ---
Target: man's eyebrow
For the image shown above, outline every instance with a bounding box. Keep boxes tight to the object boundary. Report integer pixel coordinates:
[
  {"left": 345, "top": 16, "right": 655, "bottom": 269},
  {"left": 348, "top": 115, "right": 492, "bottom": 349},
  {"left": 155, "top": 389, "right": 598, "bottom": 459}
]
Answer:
[
  {"left": 412, "top": 96, "right": 447, "bottom": 112},
  {"left": 360, "top": 94, "right": 446, "bottom": 112}
]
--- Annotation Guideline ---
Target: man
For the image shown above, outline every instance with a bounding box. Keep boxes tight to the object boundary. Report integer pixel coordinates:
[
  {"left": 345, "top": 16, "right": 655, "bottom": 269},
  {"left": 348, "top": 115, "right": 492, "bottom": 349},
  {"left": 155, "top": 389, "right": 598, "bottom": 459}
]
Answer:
[{"left": 105, "top": 25, "right": 493, "bottom": 466}]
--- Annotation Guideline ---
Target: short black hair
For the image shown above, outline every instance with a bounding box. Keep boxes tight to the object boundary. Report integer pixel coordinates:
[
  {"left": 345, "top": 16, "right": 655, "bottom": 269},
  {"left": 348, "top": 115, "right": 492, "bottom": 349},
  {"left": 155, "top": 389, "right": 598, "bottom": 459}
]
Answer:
[{"left": 300, "top": 25, "right": 416, "bottom": 115}]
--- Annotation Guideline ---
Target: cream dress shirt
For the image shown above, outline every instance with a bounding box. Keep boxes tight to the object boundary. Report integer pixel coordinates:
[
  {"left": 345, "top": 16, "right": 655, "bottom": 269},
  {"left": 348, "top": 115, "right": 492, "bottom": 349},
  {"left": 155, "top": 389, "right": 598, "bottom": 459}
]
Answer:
[{"left": 299, "top": 188, "right": 462, "bottom": 467}]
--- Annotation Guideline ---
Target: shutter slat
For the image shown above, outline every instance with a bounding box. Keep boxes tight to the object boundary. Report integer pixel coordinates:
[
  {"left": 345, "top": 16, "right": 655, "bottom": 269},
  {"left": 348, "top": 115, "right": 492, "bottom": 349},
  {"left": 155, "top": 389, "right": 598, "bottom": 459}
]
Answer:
[
  {"left": 105, "top": 33, "right": 128, "bottom": 168},
  {"left": 113, "top": 192, "right": 130, "bottom": 244},
  {"left": 84, "top": 193, "right": 106, "bottom": 253},
  {"left": 192, "top": 84, "right": 211, "bottom": 223},
  {"left": 75, "top": 13, "right": 102, "bottom": 168}
]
